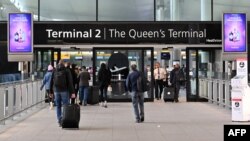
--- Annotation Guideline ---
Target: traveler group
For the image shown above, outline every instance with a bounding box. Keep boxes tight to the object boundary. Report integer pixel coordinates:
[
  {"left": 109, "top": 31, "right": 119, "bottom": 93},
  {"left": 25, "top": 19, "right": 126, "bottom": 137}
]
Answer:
[
  {"left": 153, "top": 62, "right": 185, "bottom": 102},
  {"left": 40, "top": 59, "right": 185, "bottom": 126}
]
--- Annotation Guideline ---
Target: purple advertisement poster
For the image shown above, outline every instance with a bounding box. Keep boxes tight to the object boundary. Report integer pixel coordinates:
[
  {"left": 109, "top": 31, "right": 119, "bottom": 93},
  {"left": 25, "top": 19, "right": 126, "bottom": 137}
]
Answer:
[
  {"left": 223, "top": 13, "right": 246, "bottom": 52},
  {"left": 8, "top": 13, "right": 32, "bottom": 53}
]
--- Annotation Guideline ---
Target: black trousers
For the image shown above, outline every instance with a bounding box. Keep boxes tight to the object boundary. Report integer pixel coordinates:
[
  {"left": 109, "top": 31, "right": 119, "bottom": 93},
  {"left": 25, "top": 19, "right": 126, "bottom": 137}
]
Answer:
[
  {"left": 174, "top": 84, "right": 180, "bottom": 101},
  {"left": 100, "top": 86, "right": 108, "bottom": 102},
  {"left": 71, "top": 88, "right": 78, "bottom": 104},
  {"left": 155, "top": 80, "right": 163, "bottom": 99},
  {"left": 46, "top": 89, "right": 54, "bottom": 103}
]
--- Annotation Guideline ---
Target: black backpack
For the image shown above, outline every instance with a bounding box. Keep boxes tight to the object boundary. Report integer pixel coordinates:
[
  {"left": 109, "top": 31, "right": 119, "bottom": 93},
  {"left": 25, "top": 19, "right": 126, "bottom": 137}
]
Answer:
[
  {"left": 137, "top": 72, "right": 149, "bottom": 92},
  {"left": 177, "top": 69, "right": 185, "bottom": 82},
  {"left": 54, "top": 69, "right": 67, "bottom": 89}
]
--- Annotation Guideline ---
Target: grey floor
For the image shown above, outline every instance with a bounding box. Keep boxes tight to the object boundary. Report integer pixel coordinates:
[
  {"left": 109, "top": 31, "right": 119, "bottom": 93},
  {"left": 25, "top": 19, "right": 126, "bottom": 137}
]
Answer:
[{"left": 0, "top": 90, "right": 247, "bottom": 141}]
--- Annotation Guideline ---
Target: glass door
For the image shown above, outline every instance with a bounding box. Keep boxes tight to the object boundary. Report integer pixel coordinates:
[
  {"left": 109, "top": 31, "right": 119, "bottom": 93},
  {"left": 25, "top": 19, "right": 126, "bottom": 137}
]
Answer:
[
  {"left": 53, "top": 48, "right": 61, "bottom": 66},
  {"left": 187, "top": 49, "right": 197, "bottom": 101},
  {"left": 186, "top": 47, "right": 221, "bottom": 101},
  {"left": 93, "top": 47, "right": 154, "bottom": 102},
  {"left": 33, "top": 48, "right": 60, "bottom": 78}
]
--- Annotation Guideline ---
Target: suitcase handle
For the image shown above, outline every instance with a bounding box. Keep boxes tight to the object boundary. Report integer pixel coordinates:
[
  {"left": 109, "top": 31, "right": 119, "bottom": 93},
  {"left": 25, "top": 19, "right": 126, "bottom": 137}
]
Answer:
[{"left": 70, "top": 97, "right": 78, "bottom": 104}]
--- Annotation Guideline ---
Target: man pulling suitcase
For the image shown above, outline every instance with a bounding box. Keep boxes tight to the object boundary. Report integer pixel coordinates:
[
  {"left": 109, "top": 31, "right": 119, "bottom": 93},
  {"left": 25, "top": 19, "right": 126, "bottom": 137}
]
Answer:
[
  {"left": 50, "top": 60, "right": 76, "bottom": 127},
  {"left": 61, "top": 99, "right": 80, "bottom": 128}
]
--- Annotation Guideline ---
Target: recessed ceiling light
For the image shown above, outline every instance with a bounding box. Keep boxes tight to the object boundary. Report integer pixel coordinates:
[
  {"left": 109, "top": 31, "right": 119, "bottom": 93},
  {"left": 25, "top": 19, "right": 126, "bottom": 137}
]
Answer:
[{"left": 0, "top": 6, "right": 5, "bottom": 10}]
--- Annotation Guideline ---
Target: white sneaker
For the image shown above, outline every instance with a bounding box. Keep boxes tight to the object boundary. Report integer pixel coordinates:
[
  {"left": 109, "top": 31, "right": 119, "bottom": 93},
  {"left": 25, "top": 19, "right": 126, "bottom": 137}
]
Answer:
[
  {"left": 104, "top": 101, "right": 107, "bottom": 108},
  {"left": 100, "top": 102, "right": 104, "bottom": 107}
]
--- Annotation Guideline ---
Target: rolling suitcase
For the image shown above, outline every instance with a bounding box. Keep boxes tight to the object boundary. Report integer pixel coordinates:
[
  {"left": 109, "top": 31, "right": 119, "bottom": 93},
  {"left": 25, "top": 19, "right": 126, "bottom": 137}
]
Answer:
[
  {"left": 87, "top": 86, "right": 99, "bottom": 105},
  {"left": 61, "top": 102, "right": 80, "bottom": 129},
  {"left": 163, "top": 87, "right": 175, "bottom": 102}
]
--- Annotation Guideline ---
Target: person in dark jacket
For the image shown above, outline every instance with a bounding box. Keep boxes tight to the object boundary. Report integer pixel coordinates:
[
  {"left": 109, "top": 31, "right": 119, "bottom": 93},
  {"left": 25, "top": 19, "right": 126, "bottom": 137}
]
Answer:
[
  {"left": 98, "top": 63, "right": 111, "bottom": 108},
  {"left": 40, "top": 64, "right": 54, "bottom": 110},
  {"left": 71, "top": 63, "right": 79, "bottom": 94},
  {"left": 65, "top": 62, "right": 78, "bottom": 103},
  {"left": 126, "top": 64, "right": 144, "bottom": 123},
  {"left": 50, "top": 60, "right": 75, "bottom": 127},
  {"left": 78, "top": 66, "right": 90, "bottom": 106},
  {"left": 170, "top": 64, "right": 181, "bottom": 102}
]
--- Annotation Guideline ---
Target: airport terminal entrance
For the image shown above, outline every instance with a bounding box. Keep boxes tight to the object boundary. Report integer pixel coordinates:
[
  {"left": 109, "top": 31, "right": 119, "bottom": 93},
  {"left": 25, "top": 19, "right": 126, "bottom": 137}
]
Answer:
[
  {"left": 93, "top": 47, "right": 154, "bottom": 102},
  {"left": 33, "top": 48, "right": 60, "bottom": 78},
  {"left": 33, "top": 47, "right": 154, "bottom": 102},
  {"left": 33, "top": 46, "right": 222, "bottom": 102},
  {"left": 26, "top": 22, "right": 222, "bottom": 102},
  {"left": 186, "top": 47, "right": 222, "bottom": 101}
]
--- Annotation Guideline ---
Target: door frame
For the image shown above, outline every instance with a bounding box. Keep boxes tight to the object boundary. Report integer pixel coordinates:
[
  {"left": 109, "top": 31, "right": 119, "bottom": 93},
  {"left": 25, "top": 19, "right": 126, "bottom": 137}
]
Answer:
[
  {"left": 186, "top": 47, "right": 221, "bottom": 102},
  {"left": 33, "top": 48, "right": 61, "bottom": 77},
  {"left": 93, "top": 47, "right": 154, "bottom": 102}
]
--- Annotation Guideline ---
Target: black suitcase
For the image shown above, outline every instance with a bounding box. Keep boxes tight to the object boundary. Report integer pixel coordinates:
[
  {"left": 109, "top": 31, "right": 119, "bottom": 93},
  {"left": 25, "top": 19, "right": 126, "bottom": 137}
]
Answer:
[
  {"left": 163, "top": 87, "right": 175, "bottom": 102},
  {"left": 87, "top": 86, "right": 99, "bottom": 105},
  {"left": 61, "top": 103, "right": 80, "bottom": 128}
]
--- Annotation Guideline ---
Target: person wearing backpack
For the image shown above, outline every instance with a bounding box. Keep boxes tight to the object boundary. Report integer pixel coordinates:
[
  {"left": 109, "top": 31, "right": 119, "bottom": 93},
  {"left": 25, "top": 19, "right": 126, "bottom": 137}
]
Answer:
[
  {"left": 180, "top": 64, "right": 186, "bottom": 88},
  {"left": 126, "top": 64, "right": 145, "bottom": 123},
  {"left": 169, "top": 63, "right": 183, "bottom": 102},
  {"left": 65, "top": 62, "right": 79, "bottom": 104},
  {"left": 50, "top": 59, "right": 75, "bottom": 127}
]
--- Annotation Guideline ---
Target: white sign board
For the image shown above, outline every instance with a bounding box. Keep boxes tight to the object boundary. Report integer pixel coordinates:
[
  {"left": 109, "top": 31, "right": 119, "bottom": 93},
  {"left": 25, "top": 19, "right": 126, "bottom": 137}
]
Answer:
[{"left": 236, "top": 58, "right": 248, "bottom": 76}]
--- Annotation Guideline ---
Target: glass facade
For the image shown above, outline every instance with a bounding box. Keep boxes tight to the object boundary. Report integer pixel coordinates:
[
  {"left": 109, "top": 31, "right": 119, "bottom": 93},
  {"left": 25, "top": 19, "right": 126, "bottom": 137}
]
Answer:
[
  {"left": 40, "top": 0, "right": 96, "bottom": 21},
  {"left": 99, "top": 0, "right": 154, "bottom": 21},
  {"left": 0, "top": 0, "right": 38, "bottom": 21},
  {"left": 0, "top": 0, "right": 250, "bottom": 21},
  {"left": 156, "top": 0, "right": 207, "bottom": 21},
  {"left": 213, "top": 0, "right": 250, "bottom": 21}
]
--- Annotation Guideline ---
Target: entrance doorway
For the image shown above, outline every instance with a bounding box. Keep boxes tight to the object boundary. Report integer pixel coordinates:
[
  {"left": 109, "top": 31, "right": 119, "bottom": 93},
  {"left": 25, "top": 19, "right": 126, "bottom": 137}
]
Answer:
[
  {"left": 93, "top": 47, "right": 154, "bottom": 102},
  {"left": 33, "top": 48, "right": 60, "bottom": 78},
  {"left": 34, "top": 47, "right": 154, "bottom": 102},
  {"left": 186, "top": 47, "right": 222, "bottom": 101}
]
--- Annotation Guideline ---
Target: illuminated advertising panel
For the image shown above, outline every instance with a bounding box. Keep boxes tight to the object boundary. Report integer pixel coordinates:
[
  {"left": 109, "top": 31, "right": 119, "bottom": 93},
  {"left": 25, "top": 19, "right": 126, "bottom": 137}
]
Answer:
[
  {"left": 223, "top": 13, "right": 247, "bottom": 52},
  {"left": 8, "top": 13, "right": 33, "bottom": 53}
]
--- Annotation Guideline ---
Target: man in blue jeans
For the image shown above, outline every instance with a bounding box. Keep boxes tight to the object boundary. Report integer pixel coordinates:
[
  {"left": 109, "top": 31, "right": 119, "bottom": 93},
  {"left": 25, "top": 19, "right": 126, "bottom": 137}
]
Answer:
[
  {"left": 50, "top": 60, "right": 75, "bottom": 127},
  {"left": 78, "top": 66, "right": 90, "bottom": 106},
  {"left": 126, "top": 64, "right": 144, "bottom": 123}
]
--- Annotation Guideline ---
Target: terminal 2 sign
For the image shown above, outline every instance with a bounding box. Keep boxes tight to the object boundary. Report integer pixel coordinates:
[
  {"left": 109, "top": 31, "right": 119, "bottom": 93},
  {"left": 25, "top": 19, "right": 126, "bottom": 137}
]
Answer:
[{"left": 33, "top": 22, "right": 222, "bottom": 44}]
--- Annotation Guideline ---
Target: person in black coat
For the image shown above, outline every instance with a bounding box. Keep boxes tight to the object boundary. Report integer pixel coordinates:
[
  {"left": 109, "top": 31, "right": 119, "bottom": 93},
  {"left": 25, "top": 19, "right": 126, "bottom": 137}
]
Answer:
[
  {"left": 170, "top": 64, "right": 182, "bottom": 102},
  {"left": 98, "top": 63, "right": 111, "bottom": 108},
  {"left": 50, "top": 60, "right": 75, "bottom": 126},
  {"left": 65, "top": 62, "right": 78, "bottom": 103}
]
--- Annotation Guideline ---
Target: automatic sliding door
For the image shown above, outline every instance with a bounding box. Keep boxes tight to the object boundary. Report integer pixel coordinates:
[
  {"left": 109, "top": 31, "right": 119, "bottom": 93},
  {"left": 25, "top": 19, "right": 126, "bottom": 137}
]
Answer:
[
  {"left": 93, "top": 47, "right": 154, "bottom": 102},
  {"left": 186, "top": 48, "right": 221, "bottom": 102},
  {"left": 187, "top": 49, "right": 197, "bottom": 101},
  {"left": 34, "top": 48, "right": 53, "bottom": 78}
]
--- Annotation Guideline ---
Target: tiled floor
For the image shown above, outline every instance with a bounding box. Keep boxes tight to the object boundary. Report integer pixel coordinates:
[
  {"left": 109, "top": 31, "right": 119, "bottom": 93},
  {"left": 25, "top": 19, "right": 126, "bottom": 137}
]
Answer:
[{"left": 0, "top": 97, "right": 246, "bottom": 141}]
